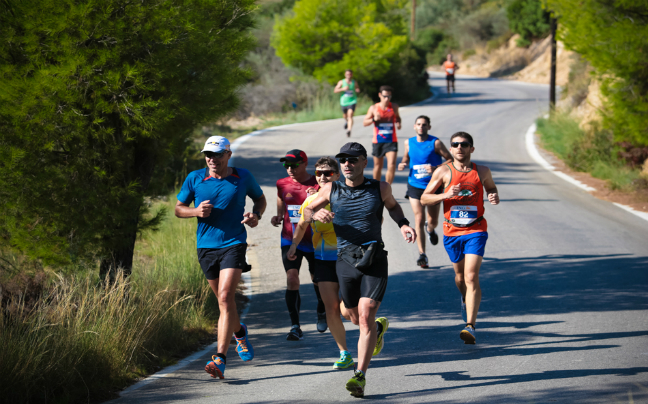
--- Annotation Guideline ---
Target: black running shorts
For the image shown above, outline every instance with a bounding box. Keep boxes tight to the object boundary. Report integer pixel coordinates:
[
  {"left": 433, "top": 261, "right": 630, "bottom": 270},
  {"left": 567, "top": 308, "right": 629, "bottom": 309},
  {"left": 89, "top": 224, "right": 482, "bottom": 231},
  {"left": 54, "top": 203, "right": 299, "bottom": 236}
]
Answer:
[
  {"left": 446, "top": 74, "right": 455, "bottom": 82},
  {"left": 281, "top": 245, "right": 315, "bottom": 275},
  {"left": 336, "top": 254, "right": 388, "bottom": 309},
  {"left": 406, "top": 182, "right": 443, "bottom": 200},
  {"left": 372, "top": 142, "right": 398, "bottom": 158},
  {"left": 197, "top": 243, "right": 247, "bottom": 280},
  {"left": 341, "top": 104, "right": 356, "bottom": 114},
  {"left": 313, "top": 259, "right": 338, "bottom": 283}
]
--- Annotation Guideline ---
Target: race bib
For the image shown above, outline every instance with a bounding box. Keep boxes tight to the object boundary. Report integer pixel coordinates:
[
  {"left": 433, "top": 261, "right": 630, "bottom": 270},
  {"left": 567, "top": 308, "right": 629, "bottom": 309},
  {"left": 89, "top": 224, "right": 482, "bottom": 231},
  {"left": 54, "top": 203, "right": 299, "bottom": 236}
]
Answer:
[
  {"left": 287, "top": 205, "right": 301, "bottom": 223},
  {"left": 344, "top": 89, "right": 354, "bottom": 96},
  {"left": 377, "top": 123, "right": 394, "bottom": 142},
  {"left": 449, "top": 205, "right": 478, "bottom": 225},
  {"left": 413, "top": 164, "right": 432, "bottom": 180},
  {"left": 446, "top": 68, "right": 454, "bottom": 74}
]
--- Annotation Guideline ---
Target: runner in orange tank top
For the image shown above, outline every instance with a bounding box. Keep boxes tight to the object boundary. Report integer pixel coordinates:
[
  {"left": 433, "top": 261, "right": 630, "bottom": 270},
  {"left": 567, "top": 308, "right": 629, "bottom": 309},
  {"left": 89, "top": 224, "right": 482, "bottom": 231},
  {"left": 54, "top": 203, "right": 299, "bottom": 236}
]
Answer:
[
  {"left": 420, "top": 131, "right": 499, "bottom": 345},
  {"left": 442, "top": 54, "right": 459, "bottom": 94},
  {"left": 363, "top": 85, "right": 401, "bottom": 184}
]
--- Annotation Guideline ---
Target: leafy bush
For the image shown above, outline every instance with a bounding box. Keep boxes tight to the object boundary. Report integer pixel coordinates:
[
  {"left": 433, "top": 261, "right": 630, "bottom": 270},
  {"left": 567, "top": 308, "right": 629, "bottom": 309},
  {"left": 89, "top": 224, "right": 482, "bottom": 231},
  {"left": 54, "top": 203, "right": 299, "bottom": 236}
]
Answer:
[
  {"left": 507, "top": 0, "right": 550, "bottom": 47},
  {"left": 548, "top": 0, "right": 648, "bottom": 147}
]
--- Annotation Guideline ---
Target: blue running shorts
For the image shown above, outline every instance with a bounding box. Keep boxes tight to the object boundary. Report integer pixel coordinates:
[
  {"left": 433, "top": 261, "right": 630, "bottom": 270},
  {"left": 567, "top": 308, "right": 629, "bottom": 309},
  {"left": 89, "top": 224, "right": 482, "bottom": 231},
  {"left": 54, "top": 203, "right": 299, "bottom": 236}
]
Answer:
[{"left": 443, "top": 232, "right": 488, "bottom": 263}]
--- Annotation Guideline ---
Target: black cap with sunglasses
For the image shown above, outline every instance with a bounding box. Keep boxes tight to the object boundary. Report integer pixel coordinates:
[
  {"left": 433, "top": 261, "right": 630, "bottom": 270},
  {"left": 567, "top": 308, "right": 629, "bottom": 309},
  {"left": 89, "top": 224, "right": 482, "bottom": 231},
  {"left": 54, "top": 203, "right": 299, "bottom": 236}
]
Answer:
[
  {"left": 335, "top": 142, "right": 367, "bottom": 158},
  {"left": 279, "top": 149, "right": 308, "bottom": 163}
]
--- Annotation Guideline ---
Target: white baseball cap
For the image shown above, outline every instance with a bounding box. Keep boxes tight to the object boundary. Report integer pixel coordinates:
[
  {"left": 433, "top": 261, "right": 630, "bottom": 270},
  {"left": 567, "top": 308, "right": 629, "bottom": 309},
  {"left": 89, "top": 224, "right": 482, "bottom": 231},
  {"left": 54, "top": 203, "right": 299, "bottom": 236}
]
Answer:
[{"left": 202, "top": 136, "right": 231, "bottom": 153}]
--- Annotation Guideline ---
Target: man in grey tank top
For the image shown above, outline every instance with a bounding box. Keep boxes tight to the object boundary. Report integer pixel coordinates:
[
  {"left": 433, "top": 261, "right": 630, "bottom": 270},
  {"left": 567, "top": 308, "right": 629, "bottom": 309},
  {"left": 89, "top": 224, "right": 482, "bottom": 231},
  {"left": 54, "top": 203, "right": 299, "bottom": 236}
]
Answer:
[{"left": 303, "top": 142, "right": 416, "bottom": 398}]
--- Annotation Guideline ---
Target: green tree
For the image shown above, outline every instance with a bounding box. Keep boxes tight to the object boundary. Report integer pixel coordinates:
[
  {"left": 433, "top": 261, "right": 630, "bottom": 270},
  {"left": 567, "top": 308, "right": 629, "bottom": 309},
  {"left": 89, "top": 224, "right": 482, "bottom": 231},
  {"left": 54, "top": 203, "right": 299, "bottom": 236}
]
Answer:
[
  {"left": 507, "top": 0, "right": 550, "bottom": 46},
  {"left": 272, "top": 0, "right": 408, "bottom": 88},
  {"left": 0, "top": 0, "right": 256, "bottom": 275},
  {"left": 548, "top": 0, "right": 648, "bottom": 147}
]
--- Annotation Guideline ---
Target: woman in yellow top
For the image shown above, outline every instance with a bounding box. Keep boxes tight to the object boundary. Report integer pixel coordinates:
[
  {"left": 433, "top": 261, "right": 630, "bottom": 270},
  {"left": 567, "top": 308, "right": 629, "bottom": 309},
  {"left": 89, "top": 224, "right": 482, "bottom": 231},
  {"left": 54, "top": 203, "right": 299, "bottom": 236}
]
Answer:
[{"left": 287, "top": 156, "right": 353, "bottom": 369}]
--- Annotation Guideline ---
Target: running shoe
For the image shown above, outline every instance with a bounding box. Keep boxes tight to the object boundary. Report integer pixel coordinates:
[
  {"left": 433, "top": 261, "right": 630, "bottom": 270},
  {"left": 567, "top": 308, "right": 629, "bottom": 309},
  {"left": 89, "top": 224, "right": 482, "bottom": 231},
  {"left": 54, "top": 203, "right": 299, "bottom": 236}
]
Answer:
[
  {"left": 344, "top": 122, "right": 348, "bottom": 130},
  {"left": 286, "top": 324, "right": 304, "bottom": 341},
  {"left": 346, "top": 130, "right": 351, "bottom": 137},
  {"left": 373, "top": 317, "right": 389, "bottom": 356},
  {"left": 416, "top": 253, "right": 429, "bottom": 268},
  {"left": 235, "top": 323, "right": 254, "bottom": 362},
  {"left": 333, "top": 351, "right": 354, "bottom": 369},
  {"left": 205, "top": 355, "right": 225, "bottom": 379},
  {"left": 345, "top": 370, "right": 366, "bottom": 397},
  {"left": 317, "top": 312, "right": 328, "bottom": 333},
  {"left": 460, "top": 325, "right": 476, "bottom": 344},
  {"left": 425, "top": 221, "right": 439, "bottom": 245},
  {"left": 461, "top": 297, "right": 467, "bottom": 323}
]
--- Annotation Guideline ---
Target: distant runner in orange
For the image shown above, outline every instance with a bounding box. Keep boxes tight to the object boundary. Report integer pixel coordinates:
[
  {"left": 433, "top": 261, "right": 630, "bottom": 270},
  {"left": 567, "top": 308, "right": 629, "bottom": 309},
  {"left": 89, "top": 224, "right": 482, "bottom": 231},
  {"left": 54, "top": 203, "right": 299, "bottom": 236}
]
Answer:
[{"left": 442, "top": 54, "right": 459, "bottom": 94}]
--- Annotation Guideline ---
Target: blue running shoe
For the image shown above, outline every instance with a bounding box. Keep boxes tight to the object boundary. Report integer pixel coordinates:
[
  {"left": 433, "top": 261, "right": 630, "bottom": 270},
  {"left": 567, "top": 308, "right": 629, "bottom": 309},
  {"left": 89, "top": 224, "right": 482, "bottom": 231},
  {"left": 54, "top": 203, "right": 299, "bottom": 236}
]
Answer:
[
  {"left": 333, "top": 351, "right": 354, "bottom": 369},
  {"left": 205, "top": 355, "right": 225, "bottom": 379},
  {"left": 235, "top": 323, "right": 254, "bottom": 362},
  {"left": 461, "top": 297, "right": 467, "bottom": 323},
  {"left": 460, "top": 325, "right": 476, "bottom": 344}
]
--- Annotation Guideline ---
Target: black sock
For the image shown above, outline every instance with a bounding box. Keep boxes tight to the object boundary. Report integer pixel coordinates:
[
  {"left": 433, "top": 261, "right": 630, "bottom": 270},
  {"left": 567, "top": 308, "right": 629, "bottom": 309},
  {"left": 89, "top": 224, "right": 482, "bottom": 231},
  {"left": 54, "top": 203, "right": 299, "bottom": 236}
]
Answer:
[
  {"left": 313, "top": 284, "right": 325, "bottom": 313},
  {"left": 234, "top": 325, "right": 246, "bottom": 339},
  {"left": 376, "top": 320, "right": 383, "bottom": 335},
  {"left": 466, "top": 323, "right": 475, "bottom": 329},
  {"left": 286, "top": 289, "right": 301, "bottom": 326},
  {"left": 216, "top": 353, "right": 226, "bottom": 364}
]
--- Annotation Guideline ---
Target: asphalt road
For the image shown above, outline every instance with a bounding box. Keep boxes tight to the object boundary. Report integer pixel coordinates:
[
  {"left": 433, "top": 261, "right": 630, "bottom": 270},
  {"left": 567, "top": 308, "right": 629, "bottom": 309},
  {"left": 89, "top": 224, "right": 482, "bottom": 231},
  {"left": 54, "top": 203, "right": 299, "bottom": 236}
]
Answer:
[{"left": 112, "top": 73, "right": 648, "bottom": 403}]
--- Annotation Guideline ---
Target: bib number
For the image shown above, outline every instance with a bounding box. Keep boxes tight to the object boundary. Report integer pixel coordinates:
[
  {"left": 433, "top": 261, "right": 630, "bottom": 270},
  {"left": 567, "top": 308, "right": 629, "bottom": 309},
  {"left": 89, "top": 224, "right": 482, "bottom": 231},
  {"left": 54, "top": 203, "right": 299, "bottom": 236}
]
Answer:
[
  {"left": 446, "top": 68, "right": 454, "bottom": 74},
  {"left": 449, "top": 205, "right": 478, "bottom": 225},
  {"left": 377, "top": 123, "right": 394, "bottom": 142},
  {"left": 413, "top": 164, "right": 432, "bottom": 180},
  {"left": 287, "top": 205, "right": 301, "bottom": 223}
]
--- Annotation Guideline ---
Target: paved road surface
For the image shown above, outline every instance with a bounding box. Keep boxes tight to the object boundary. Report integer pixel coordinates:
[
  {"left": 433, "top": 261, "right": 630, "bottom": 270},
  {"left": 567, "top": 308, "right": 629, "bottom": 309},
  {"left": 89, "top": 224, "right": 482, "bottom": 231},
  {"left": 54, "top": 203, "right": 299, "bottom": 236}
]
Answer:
[{"left": 112, "top": 74, "right": 648, "bottom": 403}]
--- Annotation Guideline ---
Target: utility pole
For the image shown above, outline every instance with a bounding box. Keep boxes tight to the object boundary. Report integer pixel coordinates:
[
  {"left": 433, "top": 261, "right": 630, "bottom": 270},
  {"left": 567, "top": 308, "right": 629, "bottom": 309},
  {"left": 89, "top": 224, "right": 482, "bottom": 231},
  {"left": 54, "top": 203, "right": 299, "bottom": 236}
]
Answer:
[
  {"left": 411, "top": 0, "right": 416, "bottom": 41},
  {"left": 549, "top": 15, "right": 557, "bottom": 112}
]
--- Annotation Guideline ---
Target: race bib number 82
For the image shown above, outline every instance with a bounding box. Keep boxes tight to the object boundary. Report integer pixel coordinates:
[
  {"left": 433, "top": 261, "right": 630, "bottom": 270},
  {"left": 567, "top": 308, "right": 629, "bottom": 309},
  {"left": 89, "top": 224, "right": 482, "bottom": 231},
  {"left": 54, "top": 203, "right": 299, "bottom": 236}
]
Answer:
[{"left": 449, "top": 205, "right": 478, "bottom": 225}]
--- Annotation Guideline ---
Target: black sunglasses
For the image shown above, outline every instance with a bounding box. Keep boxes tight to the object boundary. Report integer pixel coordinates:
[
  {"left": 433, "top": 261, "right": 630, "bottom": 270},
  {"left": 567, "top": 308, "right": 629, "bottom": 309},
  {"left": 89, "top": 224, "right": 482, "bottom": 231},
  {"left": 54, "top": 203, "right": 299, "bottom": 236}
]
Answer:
[
  {"left": 283, "top": 162, "right": 300, "bottom": 169},
  {"left": 204, "top": 151, "right": 228, "bottom": 159},
  {"left": 338, "top": 157, "right": 360, "bottom": 164},
  {"left": 315, "top": 169, "right": 336, "bottom": 177},
  {"left": 451, "top": 141, "right": 472, "bottom": 148}
]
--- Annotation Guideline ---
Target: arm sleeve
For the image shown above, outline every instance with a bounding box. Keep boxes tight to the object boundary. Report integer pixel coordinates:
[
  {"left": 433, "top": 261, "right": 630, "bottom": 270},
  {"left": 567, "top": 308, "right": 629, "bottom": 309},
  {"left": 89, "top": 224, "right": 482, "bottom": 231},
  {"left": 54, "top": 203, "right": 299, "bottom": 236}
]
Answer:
[
  {"left": 246, "top": 171, "right": 264, "bottom": 200},
  {"left": 177, "top": 173, "right": 195, "bottom": 204}
]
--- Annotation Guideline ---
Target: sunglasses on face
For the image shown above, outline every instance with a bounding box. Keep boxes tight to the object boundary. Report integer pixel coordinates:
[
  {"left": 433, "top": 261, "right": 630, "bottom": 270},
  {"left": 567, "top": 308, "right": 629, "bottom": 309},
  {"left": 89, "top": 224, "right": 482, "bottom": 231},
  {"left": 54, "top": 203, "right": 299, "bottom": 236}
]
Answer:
[
  {"left": 380, "top": 93, "right": 392, "bottom": 98},
  {"left": 451, "top": 141, "right": 472, "bottom": 148},
  {"left": 338, "top": 157, "right": 360, "bottom": 165},
  {"left": 204, "top": 151, "right": 228, "bottom": 159},
  {"left": 315, "top": 169, "right": 336, "bottom": 177},
  {"left": 283, "top": 162, "right": 300, "bottom": 169}
]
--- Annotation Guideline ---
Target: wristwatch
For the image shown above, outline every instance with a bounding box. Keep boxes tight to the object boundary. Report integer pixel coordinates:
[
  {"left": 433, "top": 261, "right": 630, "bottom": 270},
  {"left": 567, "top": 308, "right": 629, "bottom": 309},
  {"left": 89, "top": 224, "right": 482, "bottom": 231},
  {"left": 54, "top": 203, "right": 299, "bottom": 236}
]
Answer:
[{"left": 253, "top": 210, "right": 262, "bottom": 220}]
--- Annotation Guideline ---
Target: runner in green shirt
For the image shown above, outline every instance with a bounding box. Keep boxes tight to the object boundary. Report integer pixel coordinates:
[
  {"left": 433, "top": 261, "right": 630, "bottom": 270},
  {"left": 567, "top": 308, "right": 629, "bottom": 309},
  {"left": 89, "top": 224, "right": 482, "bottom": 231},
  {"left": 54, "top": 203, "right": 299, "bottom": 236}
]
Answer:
[{"left": 334, "top": 69, "right": 361, "bottom": 138}]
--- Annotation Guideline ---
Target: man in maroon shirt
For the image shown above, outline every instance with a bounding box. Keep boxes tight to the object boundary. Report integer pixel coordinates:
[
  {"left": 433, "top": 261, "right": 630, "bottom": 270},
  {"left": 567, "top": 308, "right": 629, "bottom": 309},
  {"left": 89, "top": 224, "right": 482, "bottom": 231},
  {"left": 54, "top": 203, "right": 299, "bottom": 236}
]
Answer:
[{"left": 271, "top": 149, "right": 326, "bottom": 340}]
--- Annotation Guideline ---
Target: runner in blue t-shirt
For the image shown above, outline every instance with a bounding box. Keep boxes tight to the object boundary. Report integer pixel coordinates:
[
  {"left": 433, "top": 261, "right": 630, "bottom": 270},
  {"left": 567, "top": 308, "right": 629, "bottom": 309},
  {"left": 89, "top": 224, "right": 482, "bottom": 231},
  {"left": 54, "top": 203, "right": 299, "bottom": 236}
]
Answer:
[
  {"left": 398, "top": 116, "right": 453, "bottom": 268},
  {"left": 176, "top": 135, "right": 266, "bottom": 380}
]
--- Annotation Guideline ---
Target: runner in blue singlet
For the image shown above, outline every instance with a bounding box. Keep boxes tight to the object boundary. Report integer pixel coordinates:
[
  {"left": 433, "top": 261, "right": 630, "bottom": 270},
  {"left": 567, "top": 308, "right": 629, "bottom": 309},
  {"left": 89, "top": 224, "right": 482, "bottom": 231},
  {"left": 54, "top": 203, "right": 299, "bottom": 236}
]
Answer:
[{"left": 398, "top": 116, "right": 453, "bottom": 268}]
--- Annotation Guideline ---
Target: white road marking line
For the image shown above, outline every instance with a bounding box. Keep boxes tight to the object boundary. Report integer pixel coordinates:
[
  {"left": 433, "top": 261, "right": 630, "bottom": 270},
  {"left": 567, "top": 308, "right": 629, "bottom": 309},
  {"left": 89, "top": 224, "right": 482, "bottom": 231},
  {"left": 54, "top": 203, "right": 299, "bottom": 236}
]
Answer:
[{"left": 525, "top": 122, "right": 648, "bottom": 223}]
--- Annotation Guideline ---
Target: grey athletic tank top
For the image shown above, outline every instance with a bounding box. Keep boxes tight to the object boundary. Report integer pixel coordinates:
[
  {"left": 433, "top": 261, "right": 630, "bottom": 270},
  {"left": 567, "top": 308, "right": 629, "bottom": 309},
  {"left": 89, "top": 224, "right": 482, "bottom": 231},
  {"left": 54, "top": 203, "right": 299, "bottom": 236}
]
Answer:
[{"left": 330, "top": 178, "right": 384, "bottom": 249}]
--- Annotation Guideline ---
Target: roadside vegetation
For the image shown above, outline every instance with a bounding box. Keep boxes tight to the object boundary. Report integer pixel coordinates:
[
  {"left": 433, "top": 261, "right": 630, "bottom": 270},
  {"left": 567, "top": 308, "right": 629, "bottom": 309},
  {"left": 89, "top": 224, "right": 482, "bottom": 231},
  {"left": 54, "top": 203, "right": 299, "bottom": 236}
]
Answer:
[
  {"left": 0, "top": 198, "right": 218, "bottom": 403},
  {"left": 536, "top": 1, "right": 648, "bottom": 196}
]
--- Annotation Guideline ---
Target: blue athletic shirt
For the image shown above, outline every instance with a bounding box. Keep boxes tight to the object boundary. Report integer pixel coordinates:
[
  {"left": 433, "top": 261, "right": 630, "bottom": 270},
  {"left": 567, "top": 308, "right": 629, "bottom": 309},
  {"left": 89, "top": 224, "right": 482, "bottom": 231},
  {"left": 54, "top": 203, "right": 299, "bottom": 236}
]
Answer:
[
  {"left": 408, "top": 135, "right": 443, "bottom": 189},
  {"left": 177, "top": 167, "right": 263, "bottom": 249}
]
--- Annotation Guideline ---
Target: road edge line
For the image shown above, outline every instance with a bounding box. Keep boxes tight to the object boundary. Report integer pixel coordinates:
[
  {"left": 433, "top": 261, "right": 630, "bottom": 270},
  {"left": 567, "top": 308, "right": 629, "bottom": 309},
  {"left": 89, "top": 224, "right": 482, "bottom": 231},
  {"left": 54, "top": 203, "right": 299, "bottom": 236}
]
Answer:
[{"left": 525, "top": 121, "right": 648, "bottom": 223}]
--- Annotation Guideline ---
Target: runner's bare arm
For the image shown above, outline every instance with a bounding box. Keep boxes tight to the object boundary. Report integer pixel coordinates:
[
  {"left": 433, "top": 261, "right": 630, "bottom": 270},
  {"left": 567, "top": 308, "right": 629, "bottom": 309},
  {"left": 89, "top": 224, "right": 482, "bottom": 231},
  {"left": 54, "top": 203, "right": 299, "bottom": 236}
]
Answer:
[
  {"left": 363, "top": 105, "right": 375, "bottom": 126},
  {"left": 270, "top": 196, "right": 284, "bottom": 226},
  {"left": 398, "top": 140, "right": 410, "bottom": 170},
  {"left": 334, "top": 80, "right": 346, "bottom": 93},
  {"left": 421, "top": 165, "right": 458, "bottom": 206},
  {"left": 380, "top": 182, "right": 416, "bottom": 243},
  {"left": 242, "top": 194, "right": 267, "bottom": 227},
  {"left": 355, "top": 81, "right": 361, "bottom": 93},
  {"left": 286, "top": 215, "right": 310, "bottom": 260},
  {"left": 175, "top": 200, "right": 213, "bottom": 218},
  {"left": 434, "top": 139, "right": 454, "bottom": 163},
  {"left": 303, "top": 183, "right": 334, "bottom": 223},
  {"left": 478, "top": 165, "right": 499, "bottom": 205},
  {"left": 393, "top": 104, "right": 402, "bottom": 130}
]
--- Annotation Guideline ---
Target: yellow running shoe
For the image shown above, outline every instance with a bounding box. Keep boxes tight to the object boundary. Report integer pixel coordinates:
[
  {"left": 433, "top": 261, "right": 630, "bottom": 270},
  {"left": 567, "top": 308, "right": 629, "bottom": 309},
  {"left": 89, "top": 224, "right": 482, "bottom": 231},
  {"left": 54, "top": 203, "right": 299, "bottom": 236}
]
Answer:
[
  {"left": 345, "top": 370, "right": 366, "bottom": 397},
  {"left": 373, "top": 317, "right": 389, "bottom": 356}
]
